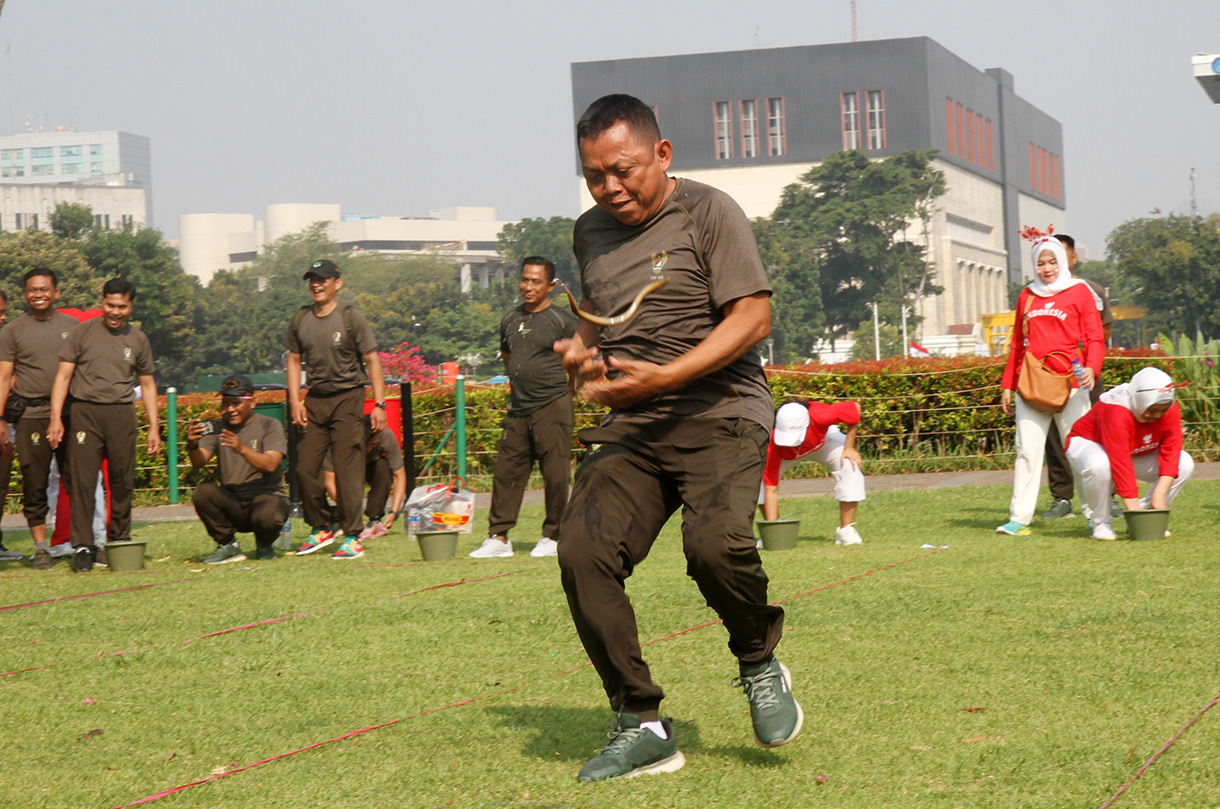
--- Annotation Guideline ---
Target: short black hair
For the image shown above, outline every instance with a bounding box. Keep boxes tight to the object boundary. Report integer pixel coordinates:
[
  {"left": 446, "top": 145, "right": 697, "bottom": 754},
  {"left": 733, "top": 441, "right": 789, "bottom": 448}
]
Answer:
[
  {"left": 0, "top": 289, "right": 7, "bottom": 304},
  {"left": 1055, "top": 233, "right": 1076, "bottom": 250},
  {"left": 520, "top": 255, "right": 556, "bottom": 283},
  {"left": 576, "top": 94, "right": 660, "bottom": 146},
  {"left": 23, "top": 267, "right": 58, "bottom": 288},
  {"left": 102, "top": 276, "right": 136, "bottom": 301}
]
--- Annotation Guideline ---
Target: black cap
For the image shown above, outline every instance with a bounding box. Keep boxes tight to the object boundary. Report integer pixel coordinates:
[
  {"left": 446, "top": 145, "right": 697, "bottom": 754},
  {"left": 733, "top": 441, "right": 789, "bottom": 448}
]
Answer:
[
  {"left": 303, "top": 259, "right": 340, "bottom": 280},
  {"left": 218, "top": 374, "right": 255, "bottom": 398}
]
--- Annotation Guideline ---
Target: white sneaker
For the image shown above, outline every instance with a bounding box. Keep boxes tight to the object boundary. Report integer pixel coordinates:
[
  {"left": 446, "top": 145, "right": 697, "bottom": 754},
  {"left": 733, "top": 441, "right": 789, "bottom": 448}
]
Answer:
[
  {"left": 529, "top": 537, "right": 558, "bottom": 557},
  {"left": 1092, "top": 524, "right": 1118, "bottom": 541},
  {"left": 469, "top": 537, "right": 513, "bottom": 558},
  {"left": 48, "top": 543, "right": 75, "bottom": 558},
  {"left": 834, "top": 524, "right": 863, "bottom": 545}
]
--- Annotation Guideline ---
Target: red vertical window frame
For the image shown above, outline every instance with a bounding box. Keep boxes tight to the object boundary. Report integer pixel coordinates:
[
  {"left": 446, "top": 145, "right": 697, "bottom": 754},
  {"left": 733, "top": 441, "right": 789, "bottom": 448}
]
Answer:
[
  {"left": 975, "top": 113, "right": 984, "bottom": 167},
  {"left": 946, "top": 98, "right": 956, "bottom": 155},
  {"left": 957, "top": 104, "right": 966, "bottom": 158},
  {"left": 985, "top": 120, "right": 993, "bottom": 172},
  {"left": 967, "top": 111, "right": 975, "bottom": 163}
]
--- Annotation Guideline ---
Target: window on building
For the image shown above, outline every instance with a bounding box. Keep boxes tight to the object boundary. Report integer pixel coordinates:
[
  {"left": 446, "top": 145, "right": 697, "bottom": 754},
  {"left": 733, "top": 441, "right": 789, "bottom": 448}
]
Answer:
[
  {"left": 841, "top": 92, "right": 860, "bottom": 150},
  {"left": 90, "top": 144, "right": 103, "bottom": 175},
  {"left": 975, "top": 114, "right": 984, "bottom": 168},
  {"left": 60, "top": 145, "right": 83, "bottom": 175},
  {"left": 714, "top": 101, "right": 733, "bottom": 159},
  {"left": 946, "top": 98, "right": 955, "bottom": 156},
  {"left": 740, "top": 99, "right": 759, "bottom": 158},
  {"left": 957, "top": 104, "right": 966, "bottom": 160},
  {"left": 14, "top": 214, "right": 23, "bottom": 231},
  {"left": 866, "top": 90, "right": 885, "bottom": 149},
  {"left": 985, "top": 120, "right": 993, "bottom": 172},
  {"left": 30, "top": 147, "right": 54, "bottom": 176},
  {"left": 31, "top": 214, "right": 39, "bottom": 231},
  {"left": 1, "top": 148, "right": 24, "bottom": 178},
  {"left": 966, "top": 111, "right": 975, "bottom": 163},
  {"left": 766, "top": 97, "right": 785, "bottom": 156},
  {"left": 1029, "top": 143, "right": 1036, "bottom": 190}
]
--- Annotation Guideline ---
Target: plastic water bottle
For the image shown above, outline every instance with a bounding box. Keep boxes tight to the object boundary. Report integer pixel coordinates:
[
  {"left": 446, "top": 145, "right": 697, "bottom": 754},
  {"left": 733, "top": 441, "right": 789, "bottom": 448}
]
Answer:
[
  {"left": 274, "top": 519, "right": 293, "bottom": 551},
  {"left": 1071, "top": 359, "right": 1091, "bottom": 391},
  {"left": 407, "top": 511, "right": 421, "bottom": 539}
]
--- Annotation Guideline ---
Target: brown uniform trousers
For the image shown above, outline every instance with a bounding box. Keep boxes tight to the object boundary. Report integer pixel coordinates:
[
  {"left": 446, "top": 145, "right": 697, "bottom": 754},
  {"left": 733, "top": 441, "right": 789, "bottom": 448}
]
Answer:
[
  {"left": 192, "top": 483, "right": 290, "bottom": 548},
  {"left": 557, "top": 416, "right": 784, "bottom": 715},
  {"left": 15, "top": 416, "right": 70, "bottom": 527},
  {"left": 488, "top": 394, "right": 573, "bottom": 541},
  {"left": 68, "top": 402, "right": 137, "bottom": 547},
  {"left": 298, "top": 387, "right": 365, "bottom": 535}
]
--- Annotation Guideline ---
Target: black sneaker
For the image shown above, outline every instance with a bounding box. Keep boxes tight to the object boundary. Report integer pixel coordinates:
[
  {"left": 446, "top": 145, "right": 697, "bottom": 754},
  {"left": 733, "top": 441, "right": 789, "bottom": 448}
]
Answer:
[
  {"left": 734, "top": 658, "right": 804, "bottom": 748},
  {"left": 32, "top": 548, "right": 53, "bottom": 570},
  {"left": 73, "top": 547, "right": 96, "bottom": 573},
  {"left": 253, "top": 545, "right": 275, "bottom": 561},
  {"left": 576, "top": 712, "right": 685, "bottom": 782}
]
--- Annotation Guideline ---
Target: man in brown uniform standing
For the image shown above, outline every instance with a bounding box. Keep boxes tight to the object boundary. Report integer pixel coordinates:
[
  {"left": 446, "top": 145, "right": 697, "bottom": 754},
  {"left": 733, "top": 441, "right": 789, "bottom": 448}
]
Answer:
[
  {"left": 0, "top": 269, "right": 80, "bottom": 569},
  {"left": 286, "top": 259, "right": 386, "bottom": 561},
  {"left": 187, "top": 374, "right": 289, "bottom": 564},
  {"left": 48, "top": 277, "right": 161, "bottom": 573},
  {"left": 554, "top": 94, "right": 801, "bottom": 782}
]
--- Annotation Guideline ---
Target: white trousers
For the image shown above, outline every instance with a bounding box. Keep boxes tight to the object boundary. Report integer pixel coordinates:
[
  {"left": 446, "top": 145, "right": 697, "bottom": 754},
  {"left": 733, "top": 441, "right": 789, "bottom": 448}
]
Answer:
[
  {"left": 1066, "top": 438, "right": 1194, "bottom": 529},
  {"left": 1009, "top": 388, "right": 1092, "bottom": 525},
  {"left": 758, "top": 426, "right": 867, "bottom": 504}
]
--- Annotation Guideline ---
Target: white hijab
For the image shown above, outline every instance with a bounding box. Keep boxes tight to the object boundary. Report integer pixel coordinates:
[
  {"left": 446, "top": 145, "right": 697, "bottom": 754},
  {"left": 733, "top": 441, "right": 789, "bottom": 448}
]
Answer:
[
  {"left": 1026, "top": 238, "right": 1102, "bottom": 312},
  {"left": 1099, "top": 366, "right": 1176, "bottom": 416}
]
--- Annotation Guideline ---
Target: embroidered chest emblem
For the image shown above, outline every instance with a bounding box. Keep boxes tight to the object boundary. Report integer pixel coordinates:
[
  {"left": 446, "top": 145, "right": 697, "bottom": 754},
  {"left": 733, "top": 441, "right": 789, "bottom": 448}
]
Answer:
[
  {"left": 123, "top": 347, "right": 132, "bottom": 360},
  {"left": 1142, "top": 432, "right": 1153, "bottom": 444},
  {"left": 517, "top": 322, "right": 530, "bottom": 336},
  {"left": 332, "top": 331, "right": 342, "bottom": 345},
  {"left": 650, "top": 251, "right": 668, "bottom": 275},
  {"left": 250, "top": 439, "right": 259, "bottom": 450},
  {"left": 61, "top": 331, "right": 69, "bottom": 339}
]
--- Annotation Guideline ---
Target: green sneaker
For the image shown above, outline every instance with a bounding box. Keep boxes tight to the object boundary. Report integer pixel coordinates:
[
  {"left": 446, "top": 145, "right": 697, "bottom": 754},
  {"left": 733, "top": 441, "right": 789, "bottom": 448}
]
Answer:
[
  {"left": 995, "top": 520, "right": 1031, "bottom": 536},
  {"left": 577, "top": 713, "right": 685, "bottom": 782},
  {"left": 734, "top": 658, "right": 804, "bottom": 748},
  {"left": 1040, "top": 498, "right": 1074, "bottom": 520},
  {"left": 204, "top": 542, "right": 247, "bottom": 565},
  {"left": 253, "top": 545, "right": 275, "bottom": 561}
]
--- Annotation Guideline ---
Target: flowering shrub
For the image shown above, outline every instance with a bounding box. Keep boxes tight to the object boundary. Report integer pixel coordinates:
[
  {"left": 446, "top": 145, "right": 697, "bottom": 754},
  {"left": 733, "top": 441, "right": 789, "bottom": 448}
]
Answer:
[{"left": 379, "top": 341, "right": 437, "bottom": 385}]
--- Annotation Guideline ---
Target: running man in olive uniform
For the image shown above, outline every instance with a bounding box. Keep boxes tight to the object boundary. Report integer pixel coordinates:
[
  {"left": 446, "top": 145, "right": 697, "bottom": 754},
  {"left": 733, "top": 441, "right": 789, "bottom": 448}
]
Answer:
[
  {"left": 0, "top": 269, "right": 80, "bottom": 569},
  {"left": 286, "top": 259, "right": 386, "bottom": 561},
  {"left": 48, "top": 277, "right": 161, "bottom": 573}
]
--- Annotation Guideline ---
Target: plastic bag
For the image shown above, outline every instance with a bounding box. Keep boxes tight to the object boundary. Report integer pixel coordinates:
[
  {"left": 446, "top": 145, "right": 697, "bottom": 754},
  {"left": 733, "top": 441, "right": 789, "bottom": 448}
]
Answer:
[{"left": 405, "top": 478, "right": 474, "bottom": 534}]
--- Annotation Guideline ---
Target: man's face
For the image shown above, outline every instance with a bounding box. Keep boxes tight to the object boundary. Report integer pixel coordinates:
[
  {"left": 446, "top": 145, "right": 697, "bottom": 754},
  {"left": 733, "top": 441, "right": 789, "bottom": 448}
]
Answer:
[
  {"left": 0, "top": 297, "right": 7, "bottom": 326},
  {"left": 579, "top": 121, "right": 673, "bottom": 226},
  {"left": 23, "top": 274, "right": 60, "bottom": 315},
  {"left": 1062, "top": 244, "right": 1078, "bottom": 271},
  {"left": 219, "top": 395, "right": 255, "bottom": 427},
  {"left": 306, "top": 274, "right": 342, "bottom": 305},
  {"left": 101, "top": 293, "right": 133, "bottom": 330},
  {"left": 519, "top": 264, "right": 555, "bottom": 308}
]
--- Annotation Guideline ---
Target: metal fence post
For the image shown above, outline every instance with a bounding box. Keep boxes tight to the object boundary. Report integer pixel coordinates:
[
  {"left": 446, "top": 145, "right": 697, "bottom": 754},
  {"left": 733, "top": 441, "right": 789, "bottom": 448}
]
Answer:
[
  {"left": 401, "top": 381, "right": 415, "bottom": 491},
  {"left": 455, "top": 376, "right": 466, "bottom": 481},
  {"left": 166, "top": 387, "right": 179, "bottom": 504}
]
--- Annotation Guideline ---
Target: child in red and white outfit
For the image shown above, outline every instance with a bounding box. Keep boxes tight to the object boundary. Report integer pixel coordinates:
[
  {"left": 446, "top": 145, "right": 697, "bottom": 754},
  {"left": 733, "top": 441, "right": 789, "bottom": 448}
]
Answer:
[
  {"left": 997, "top": 233, "right": 1105, "bottom": 535},
  {"left": 759, "top": 401, "right": 865, "bottom": 545},
  {"left": 1066, "top": 366, "right": 1194, "bottom": 541}
]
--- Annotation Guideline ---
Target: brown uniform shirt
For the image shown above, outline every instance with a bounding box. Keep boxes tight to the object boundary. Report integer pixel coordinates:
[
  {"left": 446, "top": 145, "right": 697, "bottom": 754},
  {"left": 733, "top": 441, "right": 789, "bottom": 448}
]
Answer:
[
  {"left": 59, "top": 317, "right": 155, "bottom": 404},
  {"left": 283, "top": 304, "right": 377, "bottom": 395},
  {"left": 198, "top": 412, "right": 287, "bottom": 500},
  {"left": 0, "top": 312, "right": 79, "bottom": 418},
  {"left": 573, "top": 177, "right": 774, "bottom": 429}
]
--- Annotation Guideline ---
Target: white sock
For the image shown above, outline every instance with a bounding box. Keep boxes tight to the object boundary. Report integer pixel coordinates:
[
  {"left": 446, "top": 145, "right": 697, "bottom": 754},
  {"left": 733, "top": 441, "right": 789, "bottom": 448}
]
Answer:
[
  {"left": 641, "top": 720, "right": 668, "bottom": 740},
  {"left": 35, "top": 540, "right": 48, "bottom": 551}
]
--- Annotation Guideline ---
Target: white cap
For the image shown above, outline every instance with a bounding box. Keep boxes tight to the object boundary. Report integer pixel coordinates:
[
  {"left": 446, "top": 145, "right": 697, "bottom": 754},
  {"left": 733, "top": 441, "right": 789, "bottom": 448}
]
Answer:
[{"left": 772, "top": 402, "right": 810, "bottom": 447}]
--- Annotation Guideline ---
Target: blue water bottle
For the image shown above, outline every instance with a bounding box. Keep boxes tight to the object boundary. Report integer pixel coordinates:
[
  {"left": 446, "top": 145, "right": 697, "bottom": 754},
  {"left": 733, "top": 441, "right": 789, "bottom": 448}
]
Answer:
[{"left": 1071, "top": 359, "right": 1091, "bottom": 391}]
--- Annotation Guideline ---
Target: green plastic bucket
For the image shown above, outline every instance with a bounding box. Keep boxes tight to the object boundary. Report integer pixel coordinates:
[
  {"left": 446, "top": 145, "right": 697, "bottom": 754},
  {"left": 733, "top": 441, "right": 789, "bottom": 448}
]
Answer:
[
  {"left": 1125, "top": 509, "right": 1170, "bottom": 541},
  {"left": 106, "top": 541, "right": 147, "bottom": 572},
  {"left": 417, "top": 530, "right": 459, "bottom": 561},
  {"left": 756, "top": 519, "right": 800, "bottom": 551}
]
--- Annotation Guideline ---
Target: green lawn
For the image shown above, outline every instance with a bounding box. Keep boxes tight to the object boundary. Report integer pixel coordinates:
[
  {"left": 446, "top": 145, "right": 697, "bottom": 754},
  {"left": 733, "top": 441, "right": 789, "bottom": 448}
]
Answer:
[{"left": 2, "top": 481, "right": 1219, "bottom": 808}]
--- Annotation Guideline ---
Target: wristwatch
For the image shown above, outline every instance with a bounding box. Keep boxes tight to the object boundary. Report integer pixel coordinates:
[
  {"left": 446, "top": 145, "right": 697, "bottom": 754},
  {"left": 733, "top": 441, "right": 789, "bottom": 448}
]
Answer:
[{"left": 374, "top": 401, "right": 387, "bottom": 410}]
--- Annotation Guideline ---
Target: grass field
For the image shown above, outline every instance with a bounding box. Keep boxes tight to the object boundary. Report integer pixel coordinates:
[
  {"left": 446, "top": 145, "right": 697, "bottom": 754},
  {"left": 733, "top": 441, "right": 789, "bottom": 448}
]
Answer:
[{"left": 3, "top": 480, "right": 1220, "bottom": 808}]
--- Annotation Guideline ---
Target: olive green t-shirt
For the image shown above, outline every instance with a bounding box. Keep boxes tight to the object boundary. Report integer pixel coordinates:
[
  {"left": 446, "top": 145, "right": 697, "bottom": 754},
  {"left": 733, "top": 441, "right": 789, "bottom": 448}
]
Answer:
[
  {"left": 283, "top": 304, "right": 377, "bottom": 395},
  {"left": 197, "top": 412, "right": 287, "bottom": 500},
  {"left": 0, "top": 312, "right": 79, "bottom": 418},
  {"left": 58, "top": 317, "right": 155, "bottom": 404},
  {"left": 573, "top": 177, "right": 774, "bottom": 428},
  {"left": 499, "top": 303, "right": 576, "bottom": 414}
]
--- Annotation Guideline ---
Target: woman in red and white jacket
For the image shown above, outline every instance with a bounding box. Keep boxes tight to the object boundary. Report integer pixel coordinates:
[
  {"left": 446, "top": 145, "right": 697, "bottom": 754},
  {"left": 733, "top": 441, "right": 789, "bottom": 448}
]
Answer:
[
  {"left": 1065, "top": 366, "right": 1193, "bottom": 540},
  {"left": 997, "top": 235, "right": 1104, "bottom": 535}
]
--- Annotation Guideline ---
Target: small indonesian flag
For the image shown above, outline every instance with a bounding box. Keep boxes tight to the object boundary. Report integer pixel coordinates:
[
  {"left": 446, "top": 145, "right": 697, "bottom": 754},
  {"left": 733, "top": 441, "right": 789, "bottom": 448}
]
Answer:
[{"left": 909, "top": 341, "right": 930, "bottom": 358}]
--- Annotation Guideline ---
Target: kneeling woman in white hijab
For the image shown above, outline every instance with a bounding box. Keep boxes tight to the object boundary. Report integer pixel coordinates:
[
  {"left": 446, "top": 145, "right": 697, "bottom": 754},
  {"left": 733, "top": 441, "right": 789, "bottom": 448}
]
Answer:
[{"left": 1064, "top": 366, "right": 1194, "bottom": 540}]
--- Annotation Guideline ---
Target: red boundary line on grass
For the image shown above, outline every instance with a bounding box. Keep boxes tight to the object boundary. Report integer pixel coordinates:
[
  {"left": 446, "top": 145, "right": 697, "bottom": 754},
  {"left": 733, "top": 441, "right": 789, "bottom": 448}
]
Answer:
[
  {"left": 113, "top": 550, "right": 946, "bottom": 807},
  {"left": 1096, "top": 691, "right": 1220, "bottom": 809},
  {"left": 0, "top": 578, "right": 197, "bottom": 612},
  {"left": 3, "top": 569, "right": 538, "bottom": 678}
]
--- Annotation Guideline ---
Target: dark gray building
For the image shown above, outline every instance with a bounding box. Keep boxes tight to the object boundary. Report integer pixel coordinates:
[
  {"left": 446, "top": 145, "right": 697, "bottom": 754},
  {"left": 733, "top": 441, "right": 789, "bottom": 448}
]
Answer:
[{"left": 572, "top": 37, "right": 1067, "bottom": 345}]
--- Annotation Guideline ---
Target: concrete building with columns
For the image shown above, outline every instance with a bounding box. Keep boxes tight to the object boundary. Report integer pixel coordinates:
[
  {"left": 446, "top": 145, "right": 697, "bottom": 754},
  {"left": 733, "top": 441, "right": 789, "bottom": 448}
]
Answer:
[
  {"left": 178, "top": 204, "right": 510, "bottom": 289},
  {"left": 571, "top": 37, "right": 1067, "bottom": 351}
]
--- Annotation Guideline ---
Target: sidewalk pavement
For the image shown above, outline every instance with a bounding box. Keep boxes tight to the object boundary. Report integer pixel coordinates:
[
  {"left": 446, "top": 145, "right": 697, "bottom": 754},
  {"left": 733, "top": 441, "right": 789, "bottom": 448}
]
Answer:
[{"left": 6, "top": 461, "right": 1216, "bottom": 531}]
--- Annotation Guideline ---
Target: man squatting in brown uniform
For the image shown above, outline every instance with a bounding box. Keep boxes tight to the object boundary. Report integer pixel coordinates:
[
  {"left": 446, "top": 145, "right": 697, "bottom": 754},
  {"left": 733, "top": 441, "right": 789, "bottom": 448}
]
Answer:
[
  {"left": 286, "top": 259, "right": 387, "bottom": 561},
  {"left": 49, "top": 277, "right": 161, "bottom": 573},
  {"left": 187, "top": 374, "right": 290, "bottom": 564},
  {"left": 0, "top": 269, "right": 81, "bottom": 569},
  {"left": 554, "top": 94, "right": 802, "bottom": 782}
]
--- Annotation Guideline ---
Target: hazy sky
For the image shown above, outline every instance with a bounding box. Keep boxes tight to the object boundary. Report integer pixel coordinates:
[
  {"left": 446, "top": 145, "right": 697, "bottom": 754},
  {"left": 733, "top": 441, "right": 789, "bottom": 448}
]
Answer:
[{"left": 2, "top": 0, "right": 1217, "bottom": 259}]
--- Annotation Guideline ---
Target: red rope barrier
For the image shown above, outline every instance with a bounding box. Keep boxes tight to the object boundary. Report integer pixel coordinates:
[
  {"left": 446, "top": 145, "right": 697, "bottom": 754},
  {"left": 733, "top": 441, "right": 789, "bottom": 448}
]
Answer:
[
  {"left": 0, "top": 578, "right": 196, "bottom": 612},
  {"left": 1096, "top": 692, "right": 1220, "bottom": 809}
]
